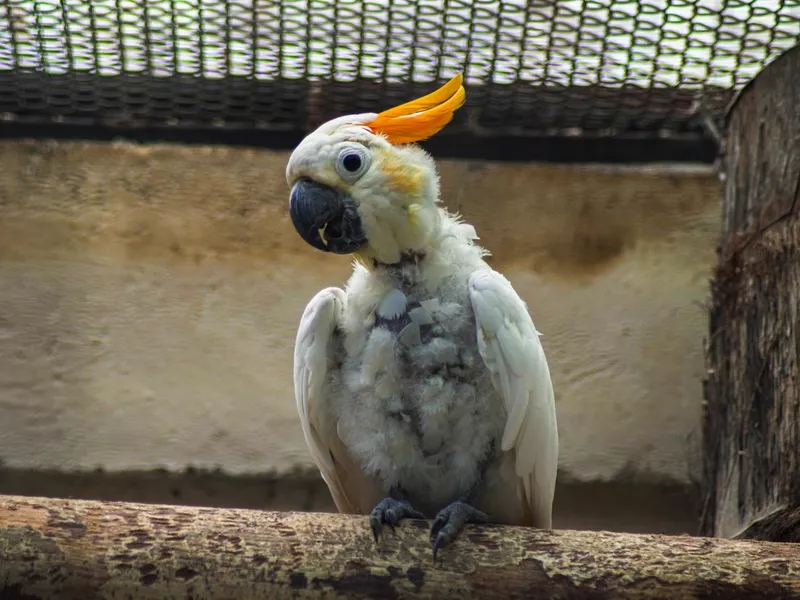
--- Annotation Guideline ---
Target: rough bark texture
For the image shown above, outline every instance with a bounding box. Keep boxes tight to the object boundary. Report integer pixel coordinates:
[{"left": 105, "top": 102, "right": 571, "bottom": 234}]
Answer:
[
  {"left": 1, "top": 495, "right": 800, "bottom": 599},
  {"left": 702, "top": 44, "right": 800, "bottom": 540}
]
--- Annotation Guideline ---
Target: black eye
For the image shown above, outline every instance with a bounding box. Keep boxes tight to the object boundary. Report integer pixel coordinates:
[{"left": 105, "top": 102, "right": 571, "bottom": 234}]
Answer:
[
  {"left": 335, "top": 144, "right": 371, "bottom": 182},
  {"left": 342, "top": 153, "right": 362, "bottom": 172}
]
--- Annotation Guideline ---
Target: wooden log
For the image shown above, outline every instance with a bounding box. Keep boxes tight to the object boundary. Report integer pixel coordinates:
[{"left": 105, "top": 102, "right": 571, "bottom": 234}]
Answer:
[
  {"left": 701, "top": 43, "right": 800, "bottom": 541},
  {"left": 1, "top": 494, "right": 800, "bottom": 599}
]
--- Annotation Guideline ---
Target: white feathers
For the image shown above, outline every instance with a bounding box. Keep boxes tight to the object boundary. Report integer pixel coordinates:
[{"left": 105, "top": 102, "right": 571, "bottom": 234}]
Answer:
[
  {"left": 293, "top": 288, "right": 351, "bottom": 507},
  {"left": 420, "top": 298, "right": 440, "bottom": 313},
  {"left": 469, "top": 269, "right": 559, "bottom": 529},
  {"left": 376, "top": 288, "right": 408, "bottom": 320},
  {"left": 398, "top": 323, "right": 422, "bottom": 347},
  {"left": 376, "top": 288, "right": 438, "bottom": 349},
  {"left": 409, "top": 305, "right": 434, "bottom": 326}
]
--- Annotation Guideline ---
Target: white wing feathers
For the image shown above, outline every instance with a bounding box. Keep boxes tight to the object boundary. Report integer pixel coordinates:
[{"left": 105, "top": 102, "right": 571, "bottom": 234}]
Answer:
[
  {"left": 469, "top": 269, "right": 559, "bottom": 528},
  {"left": 293, "top": 287, "right": 356, "bottom": 513}
]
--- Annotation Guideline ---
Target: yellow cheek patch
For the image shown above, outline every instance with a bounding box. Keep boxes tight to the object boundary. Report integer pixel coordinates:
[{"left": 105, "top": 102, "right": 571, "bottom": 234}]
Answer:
[{"left": 381, "top": 153, "right": 424, "bottom": 197}]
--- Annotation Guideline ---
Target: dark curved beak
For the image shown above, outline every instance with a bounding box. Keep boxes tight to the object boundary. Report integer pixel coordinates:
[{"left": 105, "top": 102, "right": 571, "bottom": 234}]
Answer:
[{"left": 289, "top": 178, "right": 367, "bottom": 254}]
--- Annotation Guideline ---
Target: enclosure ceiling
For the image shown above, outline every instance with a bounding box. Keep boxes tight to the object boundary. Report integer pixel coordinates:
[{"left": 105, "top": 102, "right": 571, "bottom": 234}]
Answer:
[{"left": 0, "top": 0, "right": 798, "bottom": 158}]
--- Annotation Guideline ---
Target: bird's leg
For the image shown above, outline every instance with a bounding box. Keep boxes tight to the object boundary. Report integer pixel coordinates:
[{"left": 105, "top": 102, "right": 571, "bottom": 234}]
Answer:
[
  {"left": 369, "top": 485, "right": 426, "bottom": 542},
  {"left": 430, "top": 445, "right": 495, "bottom": 559},
  {"left": 430, "top": 498, "right": 489, "bottom": 560}
]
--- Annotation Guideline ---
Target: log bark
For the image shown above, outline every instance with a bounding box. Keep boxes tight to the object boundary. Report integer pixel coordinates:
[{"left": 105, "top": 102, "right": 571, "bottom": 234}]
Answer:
[
  {"left": 702, "top": 43, "right": 800, "bottom": 540},
  {"left": 2, "top": 495, "right": 800, "bottom": 599}
]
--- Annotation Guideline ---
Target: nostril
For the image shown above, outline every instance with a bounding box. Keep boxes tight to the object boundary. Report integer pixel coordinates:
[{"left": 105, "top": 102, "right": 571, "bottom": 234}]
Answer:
[{"left": 295, "top": 176, "right": 314, "bottom": 188}]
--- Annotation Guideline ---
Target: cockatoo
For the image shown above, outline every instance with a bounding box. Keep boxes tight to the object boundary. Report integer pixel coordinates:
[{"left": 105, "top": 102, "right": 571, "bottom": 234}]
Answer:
[{"left": 286, "top": 73, "right": 558, "bottom": 558}]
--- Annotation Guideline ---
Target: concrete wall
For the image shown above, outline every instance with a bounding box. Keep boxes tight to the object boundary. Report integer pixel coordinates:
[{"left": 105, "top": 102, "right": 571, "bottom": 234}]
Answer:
[{"left": 0, "top": 139, "right": 721, "bottom": 532}]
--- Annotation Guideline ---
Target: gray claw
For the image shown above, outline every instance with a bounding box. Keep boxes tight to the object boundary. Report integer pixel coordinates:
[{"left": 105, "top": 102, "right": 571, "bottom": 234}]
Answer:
[
  {"left": 369, "top": 497, "right": 425, "bottom": 542},
  {"left": 430, "top": 501, "right": 488, "bottom": 560}
]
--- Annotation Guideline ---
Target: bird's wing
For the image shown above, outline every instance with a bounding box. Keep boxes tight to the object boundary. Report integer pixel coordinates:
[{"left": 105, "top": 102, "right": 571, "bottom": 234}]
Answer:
[
  {"left": 468, "top": 269, "right": 559, "bottom": 528},
  {"left": 293, "top": 287, "right": 381, "bottom": 514}
]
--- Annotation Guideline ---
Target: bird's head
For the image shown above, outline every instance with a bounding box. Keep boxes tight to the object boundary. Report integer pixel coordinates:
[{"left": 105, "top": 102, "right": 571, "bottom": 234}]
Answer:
[{"left": 286, "top": 74, "right": 465, "bottom": 265}]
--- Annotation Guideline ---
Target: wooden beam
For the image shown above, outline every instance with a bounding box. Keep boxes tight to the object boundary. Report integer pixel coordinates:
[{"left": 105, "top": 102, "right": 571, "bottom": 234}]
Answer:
[
  {"left": 702, "top": 44, "right": 800, "bottom": 540},
  {"left": 1, "top": 494, "right": 800, "bottom": 599}
]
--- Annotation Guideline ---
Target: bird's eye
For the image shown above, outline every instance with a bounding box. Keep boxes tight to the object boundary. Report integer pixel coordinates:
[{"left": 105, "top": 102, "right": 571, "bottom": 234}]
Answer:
[
  {"left": 342, "top": 153, "right": 362, "bottom": 172},
  {"left": 335, "top": 144, "right": 371, "bottom": 182}
]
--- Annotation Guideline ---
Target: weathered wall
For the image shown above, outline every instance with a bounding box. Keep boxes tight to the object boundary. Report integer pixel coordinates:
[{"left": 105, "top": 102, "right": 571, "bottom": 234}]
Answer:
[{"left": 0, "top": 140, "right": 719, "bottom": 520}]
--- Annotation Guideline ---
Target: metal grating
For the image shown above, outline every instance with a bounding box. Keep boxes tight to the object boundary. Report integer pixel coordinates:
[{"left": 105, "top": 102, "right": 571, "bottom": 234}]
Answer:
[{"left": 0, "top": 0, "right": 798, "bottom": 141}]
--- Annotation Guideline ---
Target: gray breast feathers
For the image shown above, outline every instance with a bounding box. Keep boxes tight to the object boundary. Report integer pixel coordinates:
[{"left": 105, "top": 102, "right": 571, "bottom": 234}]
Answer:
[
  {"left": 374, "top": 288, "right": 441, "bottom": 348},
  {"left": 329, "top": 282, "right": 505, "bottom": 512}
]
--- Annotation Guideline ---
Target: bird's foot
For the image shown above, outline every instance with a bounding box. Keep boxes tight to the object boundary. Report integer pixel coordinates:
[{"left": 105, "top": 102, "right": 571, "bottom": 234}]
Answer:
[
  {"left": 369, "top": 497, "right": 425, "bottom": 542},
  {"left": 430, "top": 501, "right": 488, "bottom": 560}
]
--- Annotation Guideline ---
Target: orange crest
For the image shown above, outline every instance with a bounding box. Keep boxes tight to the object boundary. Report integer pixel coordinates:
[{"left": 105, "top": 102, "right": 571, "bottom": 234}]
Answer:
[{"left": 364, "top": 73, "right": 466, "bottom": 145}]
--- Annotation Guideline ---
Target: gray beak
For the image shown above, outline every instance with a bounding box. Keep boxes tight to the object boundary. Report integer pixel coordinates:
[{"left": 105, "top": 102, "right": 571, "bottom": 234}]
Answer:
[{"left": 289, "top": 178, "right": 367, "bottom": 254}]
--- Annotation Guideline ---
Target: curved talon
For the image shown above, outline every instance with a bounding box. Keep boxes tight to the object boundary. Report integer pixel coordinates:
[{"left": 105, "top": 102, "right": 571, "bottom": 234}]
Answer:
[
  {"left": 431, "top": 530, "right": 448, "bottom": 561},
  {"left": 429, "top": 501, "right": 488, "bottom": 560},
  {"left": 369, "top": 497, "right": 425, "bottom": 542},
  {"left": 370, "top": 515, "right": 382, "bottom": 543}
]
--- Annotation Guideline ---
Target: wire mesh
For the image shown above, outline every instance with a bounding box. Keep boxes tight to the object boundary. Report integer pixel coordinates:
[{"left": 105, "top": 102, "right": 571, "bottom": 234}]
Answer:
[{"left": 0, "top": 1, "right": 798, "bottom": 139}]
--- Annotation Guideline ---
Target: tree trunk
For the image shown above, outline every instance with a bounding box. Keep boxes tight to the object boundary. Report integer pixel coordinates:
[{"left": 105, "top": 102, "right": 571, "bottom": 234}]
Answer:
[
  {"left": 2, "top": 494, "right": 800, "bottom": 599},
  {"left": 702, "top": 43, "right": 800, "bottom": 541}
]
